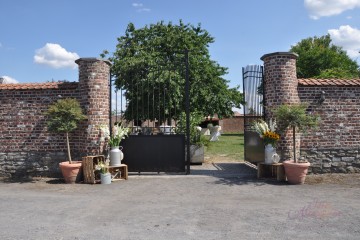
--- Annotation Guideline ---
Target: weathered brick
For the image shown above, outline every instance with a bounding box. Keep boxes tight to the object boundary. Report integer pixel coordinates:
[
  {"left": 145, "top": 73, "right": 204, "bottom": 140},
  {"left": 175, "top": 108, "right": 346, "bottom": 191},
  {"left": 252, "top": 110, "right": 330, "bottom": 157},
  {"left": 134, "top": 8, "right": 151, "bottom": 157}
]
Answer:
[
  {"left": 262, "top": 51, "right": 360, "bottom": 174},
  {"left": 0, "top": 58, "right": 111, "bottom": 178}
]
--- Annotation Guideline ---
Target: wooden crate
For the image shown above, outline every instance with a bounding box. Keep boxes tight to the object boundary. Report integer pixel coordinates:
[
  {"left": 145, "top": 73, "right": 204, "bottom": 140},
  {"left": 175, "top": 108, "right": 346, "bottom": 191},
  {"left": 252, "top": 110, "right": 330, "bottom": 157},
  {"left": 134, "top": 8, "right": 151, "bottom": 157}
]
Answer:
[
  {"left": 82, "top": 155, "right": 105, "bottom": 184},
  {"left": 108, "top": 164, "right": 128, "bottom": 181},
  {"left": 257, "top": 162, "right": 286, "bottom": 181}
]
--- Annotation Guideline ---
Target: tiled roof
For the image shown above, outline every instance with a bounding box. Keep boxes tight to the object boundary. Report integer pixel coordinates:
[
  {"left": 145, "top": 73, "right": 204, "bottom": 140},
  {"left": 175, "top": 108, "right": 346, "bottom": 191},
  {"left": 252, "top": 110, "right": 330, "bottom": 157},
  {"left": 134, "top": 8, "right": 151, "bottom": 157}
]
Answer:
[
  {"left": 298, "top": 78, "right": 360, "bottom": 86},
  {"left": 0, "top": 82, "right": 78, "bottom": 90}
]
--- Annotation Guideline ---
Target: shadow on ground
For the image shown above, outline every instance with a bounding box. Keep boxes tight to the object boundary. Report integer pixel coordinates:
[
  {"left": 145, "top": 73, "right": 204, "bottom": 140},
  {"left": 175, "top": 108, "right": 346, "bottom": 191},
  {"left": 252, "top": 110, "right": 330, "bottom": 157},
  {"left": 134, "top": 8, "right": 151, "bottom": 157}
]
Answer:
[
  {"left": 191, "top": 162, "right": 289, "bottom": 186},
  {"left": 211, "top": 176, "right": 288, "bottom": 186},
  {"left": 1, "top": 176, "right": 65, "bottom": 184}
]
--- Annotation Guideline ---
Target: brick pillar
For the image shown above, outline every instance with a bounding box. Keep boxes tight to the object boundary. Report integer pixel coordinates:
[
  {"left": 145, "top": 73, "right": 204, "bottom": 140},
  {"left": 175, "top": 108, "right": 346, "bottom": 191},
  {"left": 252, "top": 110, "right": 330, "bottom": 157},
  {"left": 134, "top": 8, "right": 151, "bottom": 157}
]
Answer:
[
  {"left": 260, "top": 52, "right": 300, "bottom": 161},
  {"left": 76, "top": 58, "right": 111, "bottom": 155}
]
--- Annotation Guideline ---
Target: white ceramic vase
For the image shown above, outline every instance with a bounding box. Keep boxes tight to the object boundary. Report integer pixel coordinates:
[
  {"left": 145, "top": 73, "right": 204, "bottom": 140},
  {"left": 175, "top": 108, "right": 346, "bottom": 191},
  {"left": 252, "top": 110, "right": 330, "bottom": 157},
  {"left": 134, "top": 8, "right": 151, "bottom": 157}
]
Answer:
[
  {"left": 110, "top": 146, "right": 124, "bottom": 166},
  {"left": 264, "top": 144, "right": 276, "bottom": 164}
]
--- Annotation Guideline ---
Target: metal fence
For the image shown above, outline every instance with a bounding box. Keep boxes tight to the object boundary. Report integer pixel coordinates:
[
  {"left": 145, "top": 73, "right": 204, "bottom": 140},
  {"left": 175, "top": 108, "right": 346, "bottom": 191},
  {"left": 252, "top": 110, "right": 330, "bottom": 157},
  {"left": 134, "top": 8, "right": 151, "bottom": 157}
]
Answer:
[
  {"left": 109, "top": 50, "right": 190, "bottom": 173},
  {"left": 242, "top": 65, "right": 264, "bottom": 164}
]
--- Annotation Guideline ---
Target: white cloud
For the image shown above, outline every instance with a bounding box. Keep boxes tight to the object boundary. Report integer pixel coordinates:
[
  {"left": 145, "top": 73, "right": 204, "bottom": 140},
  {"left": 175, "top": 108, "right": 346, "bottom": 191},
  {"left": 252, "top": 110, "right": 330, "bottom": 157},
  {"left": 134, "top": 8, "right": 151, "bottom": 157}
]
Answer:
[
  {"left": 132, "top": 3, "right": 143, "bottom": 7},
  {"left": 137, "top": 8, "right": 150, "bottom": 12},
  {"left": 305, "top": 0, "right": 360, "bottom": 19},
  {"left": 328, "top": 25, "right": 360, "bottom": 58},
  {"left": 0, "top": 76, "right": 19, "bottom": 84},
  {"left": 132, "top": 2, "right": 151, "bottom": 12},
  {"left": 34, "top": 43, "right": 79, "bottom": 69}
]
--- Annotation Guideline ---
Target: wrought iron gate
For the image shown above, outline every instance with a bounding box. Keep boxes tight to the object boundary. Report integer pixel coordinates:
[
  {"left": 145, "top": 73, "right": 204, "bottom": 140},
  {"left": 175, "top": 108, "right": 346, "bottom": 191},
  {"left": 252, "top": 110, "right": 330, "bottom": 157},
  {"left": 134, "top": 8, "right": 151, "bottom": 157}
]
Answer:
[
  {"left": 242, "top": 65, "right": 264, "bottom": 164},
  {"left": 109, "top": 50, "right": 190, "bottom": 173}
]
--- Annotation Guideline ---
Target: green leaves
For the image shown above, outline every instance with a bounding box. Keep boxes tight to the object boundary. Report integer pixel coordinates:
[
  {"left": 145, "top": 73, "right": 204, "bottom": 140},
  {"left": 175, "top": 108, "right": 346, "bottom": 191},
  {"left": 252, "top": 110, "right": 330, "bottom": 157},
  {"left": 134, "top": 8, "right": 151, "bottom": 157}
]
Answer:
[
  {"left": 272, "top": 104, "right": 320, "bottom": 163},
  {"left": 103, "top": 20, "right": 244, "bottom": 121},
  {"left": 272, "top": 104, "right": 319, "bottom": 134},
  {"left": 45, "top": 98, "right": 87, "bottom": 163},
  {"left": 290, "top": 34, "right": 359, "bottom": 78},
  {"left": 175, "top": 111, "right": 203, "bottom": 145},
  {"left": 45, "top": 98, "right": 86, "bottom": 134}
]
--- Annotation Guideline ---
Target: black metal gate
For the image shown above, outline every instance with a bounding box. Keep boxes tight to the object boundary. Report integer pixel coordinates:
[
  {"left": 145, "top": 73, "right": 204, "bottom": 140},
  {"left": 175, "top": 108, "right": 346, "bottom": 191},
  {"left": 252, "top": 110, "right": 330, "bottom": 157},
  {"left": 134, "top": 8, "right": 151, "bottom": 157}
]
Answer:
[
  {"left": 242, "top": 65, "right": 264, "bottom": 164},
  {"left": 109, "top": 50, "right": 190, "bottom": 173}
]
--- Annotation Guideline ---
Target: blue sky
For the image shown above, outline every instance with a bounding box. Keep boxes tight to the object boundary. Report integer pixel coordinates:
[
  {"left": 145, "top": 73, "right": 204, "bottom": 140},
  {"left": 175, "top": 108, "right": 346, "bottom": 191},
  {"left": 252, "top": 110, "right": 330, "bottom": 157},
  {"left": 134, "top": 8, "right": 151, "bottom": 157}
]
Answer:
[{"left": 1, "top": 0, "right": 360, "bottom": 90}]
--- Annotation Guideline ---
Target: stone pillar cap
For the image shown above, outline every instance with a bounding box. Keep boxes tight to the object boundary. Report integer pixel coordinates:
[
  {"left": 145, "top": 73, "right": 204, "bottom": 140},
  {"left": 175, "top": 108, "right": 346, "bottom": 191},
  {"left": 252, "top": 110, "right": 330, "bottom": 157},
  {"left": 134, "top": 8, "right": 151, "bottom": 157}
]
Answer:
[
  {"left": 260, "top": 52, "right": 298, "bottom": 61},
  {"left": 75, "top": 58, "right": 112, "bottom": 66}
]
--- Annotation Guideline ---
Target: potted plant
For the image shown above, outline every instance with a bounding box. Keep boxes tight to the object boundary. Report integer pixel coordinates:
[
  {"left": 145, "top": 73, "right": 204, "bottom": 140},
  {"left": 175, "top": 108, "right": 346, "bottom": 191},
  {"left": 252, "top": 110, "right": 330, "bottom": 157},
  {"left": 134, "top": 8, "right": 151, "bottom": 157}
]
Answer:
[
  {"left": 176, "top": 112, "right": 206, "bottom": 164},
  {"left": 95, "top": 160, "right": 111, "bottom": 184},
  {"left": 273, "top": 104, "right": 319, "bottom": 184},
  {"left": 45, "top": 98, "right": 87, "bottom": 183},
  {"left": 252, "top": 119, "right": 280, "bottom": 164},
  {"left": 108, "top": 123, "right": 129, "bottom": 166}
]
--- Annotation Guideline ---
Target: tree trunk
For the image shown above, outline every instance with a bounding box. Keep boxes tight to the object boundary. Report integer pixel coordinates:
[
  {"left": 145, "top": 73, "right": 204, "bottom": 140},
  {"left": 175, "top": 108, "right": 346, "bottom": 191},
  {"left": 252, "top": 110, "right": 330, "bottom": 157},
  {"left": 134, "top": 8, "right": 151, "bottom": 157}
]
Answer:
[
  {"left": 293, "top": 126, "right": 296, "bottom": 163},
  {"left": 66, "top": 132, "right": 72, "bottom": 164}
]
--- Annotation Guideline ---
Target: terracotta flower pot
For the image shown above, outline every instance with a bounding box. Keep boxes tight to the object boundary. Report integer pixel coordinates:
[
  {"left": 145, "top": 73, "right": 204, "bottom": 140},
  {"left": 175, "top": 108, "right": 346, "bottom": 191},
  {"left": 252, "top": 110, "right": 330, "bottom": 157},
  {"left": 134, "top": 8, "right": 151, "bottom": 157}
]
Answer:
[
  {"left": 283, "top": 160, "right": 310, "bottom": 184},
  {"left": 59, "top": 161, "right": 83, "bottom": 184}
]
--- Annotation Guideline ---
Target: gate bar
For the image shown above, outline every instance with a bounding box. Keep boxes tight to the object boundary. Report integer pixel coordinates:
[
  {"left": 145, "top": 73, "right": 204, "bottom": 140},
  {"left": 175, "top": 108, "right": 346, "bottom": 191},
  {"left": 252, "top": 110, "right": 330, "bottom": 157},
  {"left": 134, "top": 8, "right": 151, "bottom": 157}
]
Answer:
[{"left": 185, "top": 49, "right": 190, "bottom": 174}]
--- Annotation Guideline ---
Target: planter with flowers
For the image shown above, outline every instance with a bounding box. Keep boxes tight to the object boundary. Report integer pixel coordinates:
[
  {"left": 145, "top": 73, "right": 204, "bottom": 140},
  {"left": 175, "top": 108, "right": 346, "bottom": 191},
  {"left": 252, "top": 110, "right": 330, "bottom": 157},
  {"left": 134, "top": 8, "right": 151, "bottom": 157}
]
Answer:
[
  {"left": 273, "top": 104, "right": 319, "bottom": 184},
  {"left": 45, "top": 98, "right": 87, "bottom": 184},
  {"left": 108, "top": 124, "right": 130, "bottom": 166},
  {"left": 95, "top": 160, "right": 111, "bottom": 184},
  {"left": 252, "top": 119, "right": 280, "bottom": 164},
  {"left": 176, "top": 112, "right": 207, "bottom": 164}
]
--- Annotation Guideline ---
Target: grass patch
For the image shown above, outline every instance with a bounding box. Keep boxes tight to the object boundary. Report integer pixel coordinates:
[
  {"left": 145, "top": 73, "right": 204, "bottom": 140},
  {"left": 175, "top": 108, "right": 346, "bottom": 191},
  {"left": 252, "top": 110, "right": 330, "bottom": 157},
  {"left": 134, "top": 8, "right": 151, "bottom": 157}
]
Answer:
[{"left": 204, "top": 133, "right": 244, "bottom": 162}]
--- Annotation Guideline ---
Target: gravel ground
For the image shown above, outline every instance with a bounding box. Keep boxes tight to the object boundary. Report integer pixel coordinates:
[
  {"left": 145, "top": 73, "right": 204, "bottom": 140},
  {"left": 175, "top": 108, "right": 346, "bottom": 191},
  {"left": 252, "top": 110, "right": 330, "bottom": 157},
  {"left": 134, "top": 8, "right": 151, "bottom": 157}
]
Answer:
[{"left": 1, "top": 168, "right": 359, "bottom": 240}]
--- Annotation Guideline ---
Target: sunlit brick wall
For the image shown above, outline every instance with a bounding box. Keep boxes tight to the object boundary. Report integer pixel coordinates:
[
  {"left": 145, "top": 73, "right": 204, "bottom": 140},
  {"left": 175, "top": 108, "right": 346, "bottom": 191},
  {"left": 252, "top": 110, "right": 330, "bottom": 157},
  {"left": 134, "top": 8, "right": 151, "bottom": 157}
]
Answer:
[
  {"left": 0, "top": 58, "right": 111, "bottom": 178},
  {"left": 261, "top": 52, "right": 301, "bottom": 162},
  {"left": 262, "top": 51, "right": 360, "bottom": 174},
  {"left": 298, "top": 84, "right": 360, "bottom": 173}
]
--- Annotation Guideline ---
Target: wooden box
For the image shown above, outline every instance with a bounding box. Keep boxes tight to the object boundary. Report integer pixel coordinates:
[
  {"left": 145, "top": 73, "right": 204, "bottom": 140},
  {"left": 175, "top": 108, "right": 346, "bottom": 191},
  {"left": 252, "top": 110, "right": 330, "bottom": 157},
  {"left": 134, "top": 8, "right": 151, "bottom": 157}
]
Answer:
[
  {"left": 82, "top": 155, "right": 105, "bottom": 184},
  {"left": 257, "top": 162, "right": 286, "bottom": 181},
  {"left": 108, "top": 164, "right": 128, "bottom": 181}
]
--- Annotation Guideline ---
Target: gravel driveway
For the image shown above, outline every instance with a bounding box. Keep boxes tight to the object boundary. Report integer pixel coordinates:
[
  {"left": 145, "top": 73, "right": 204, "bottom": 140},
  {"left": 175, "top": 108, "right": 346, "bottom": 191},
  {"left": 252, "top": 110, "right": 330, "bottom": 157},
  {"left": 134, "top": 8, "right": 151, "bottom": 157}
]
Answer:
[{"left": 0, "top": 165, "right": 359, "bottom": 240}]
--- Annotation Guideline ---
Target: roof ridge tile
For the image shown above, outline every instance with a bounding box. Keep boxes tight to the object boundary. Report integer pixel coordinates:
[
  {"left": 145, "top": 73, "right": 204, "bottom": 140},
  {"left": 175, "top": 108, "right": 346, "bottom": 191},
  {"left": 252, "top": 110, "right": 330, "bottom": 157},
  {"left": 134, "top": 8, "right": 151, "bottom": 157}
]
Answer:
[
  {"left": 298, "top": 78, "right": 360, "bottom": 86},
  {"left": 0, "top": 81, "right": 78, "bottom": 90}
]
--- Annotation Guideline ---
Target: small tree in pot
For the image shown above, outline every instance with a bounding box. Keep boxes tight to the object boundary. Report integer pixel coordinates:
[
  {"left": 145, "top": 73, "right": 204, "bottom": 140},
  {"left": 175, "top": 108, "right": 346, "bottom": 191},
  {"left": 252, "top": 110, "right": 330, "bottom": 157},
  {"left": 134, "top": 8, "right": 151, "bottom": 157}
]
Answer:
[
  {"left": 273, "top": 104, "right": 319, "bottom": 184},
  {"left": 46, "top": 98, "right": 87, "bottom": 183}
]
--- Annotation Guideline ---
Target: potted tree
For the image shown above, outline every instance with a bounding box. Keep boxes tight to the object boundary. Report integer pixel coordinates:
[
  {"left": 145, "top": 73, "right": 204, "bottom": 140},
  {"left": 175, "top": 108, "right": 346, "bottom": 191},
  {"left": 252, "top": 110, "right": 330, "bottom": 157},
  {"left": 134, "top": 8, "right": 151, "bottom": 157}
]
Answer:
[
  {"left": 46, "top": 98, "right": 87, "bottom": 183},
  {"left": 273, "top": 104, "right": 319, "bottom": 184}
]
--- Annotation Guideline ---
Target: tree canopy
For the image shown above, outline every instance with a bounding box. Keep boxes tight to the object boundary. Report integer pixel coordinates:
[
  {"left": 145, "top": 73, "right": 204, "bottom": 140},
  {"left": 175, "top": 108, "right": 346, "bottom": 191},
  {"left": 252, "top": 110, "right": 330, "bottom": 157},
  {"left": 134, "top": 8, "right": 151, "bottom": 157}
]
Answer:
[
  {"left": 102, "top": 21, "right": 243, "bottom": 122},
  {"left": 290, "top": 34, "right": 359, "bottom": 79}
]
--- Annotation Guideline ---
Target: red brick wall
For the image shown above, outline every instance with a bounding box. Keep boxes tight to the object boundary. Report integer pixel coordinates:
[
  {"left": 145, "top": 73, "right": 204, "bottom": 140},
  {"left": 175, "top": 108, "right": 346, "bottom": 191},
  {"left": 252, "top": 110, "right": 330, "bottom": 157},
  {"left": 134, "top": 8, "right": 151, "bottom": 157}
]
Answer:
[
  {"left": 298, "top": 86, "right": 360, "bottom": 149},
  {"left": 0, "top": 83, "right": 80, "bottom": 153},
  {"left": 0, "top": 58, "right": 111, "bottom": 178},
  {"left": 298, "top": 85, "right": 360, "bottom": 173},
  {"left": 261, "top": 52, "right": 301, "bottom": 161},
  {"left": 0, "top": 83, "right": 84, "bottom": 177},
  {"left": 261, "top": 52, "right": 360, "bottom": 173},
  {"left": 77, "top": 58, "right": 111, "bottom": 154},
  {"left": 220, "top": 117, "right": 244, "bottom": 133}
]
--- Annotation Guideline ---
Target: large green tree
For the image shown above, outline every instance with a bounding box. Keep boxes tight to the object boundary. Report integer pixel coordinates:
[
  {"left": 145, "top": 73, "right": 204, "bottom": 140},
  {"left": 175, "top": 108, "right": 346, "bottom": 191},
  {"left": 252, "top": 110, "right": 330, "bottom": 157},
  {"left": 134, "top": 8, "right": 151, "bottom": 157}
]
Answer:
[
  {"left": 102, "top": 21, "right": 243, "bottom": 123},
  {"left": 290, "top": 34, "right": 359, "bottom": 78}
]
